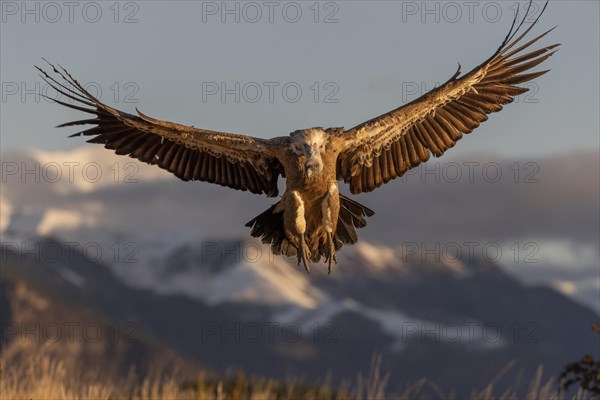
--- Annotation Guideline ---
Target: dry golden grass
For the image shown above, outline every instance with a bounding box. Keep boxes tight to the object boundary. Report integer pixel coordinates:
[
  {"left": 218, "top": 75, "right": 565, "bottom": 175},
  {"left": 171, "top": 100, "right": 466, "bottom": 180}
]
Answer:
[{"left": 0, "top": 353, "right": 594, "bottom": 400}]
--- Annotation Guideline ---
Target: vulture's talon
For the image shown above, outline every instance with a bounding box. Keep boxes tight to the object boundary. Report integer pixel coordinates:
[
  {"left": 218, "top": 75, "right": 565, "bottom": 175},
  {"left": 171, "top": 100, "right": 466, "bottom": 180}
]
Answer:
[
  {"left": 297, "top": 235, "right": 311, "bottom": 274},
  {"left": 326, "top": 232, "right": 337, "bottom": 274}
]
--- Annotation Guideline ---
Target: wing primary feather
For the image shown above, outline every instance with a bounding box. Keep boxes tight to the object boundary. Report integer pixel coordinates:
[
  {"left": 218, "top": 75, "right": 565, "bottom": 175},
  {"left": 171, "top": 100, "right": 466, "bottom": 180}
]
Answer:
[
  {"left": 434, "top": 114, "right": 463, "bottom": 141},
  {"left": 192, "top": 152, "right": 205, "bottom": 180},
  {"left": 160, "top": 143, "right": 179, "bottom": 169},
  {"left": 414, "top": 123, "right": 440, "bottom": 156},
  {"left": 386, "top": 145, "right": 396, "bottom": 179},
  {"left": 427, "top": 117, "right": 455, "bottom": 149},
  {"left": 225, "top": 161, "right": 235, "bottom": 187},
  {"left": 207, "top": 155, "right": 215, "bottom": 181},
  {"left": 372, "top": 155, "right": 382, "bottom": 187},
  {"left": 444, "top": 103, "right": 478, "bottom": 132},
  {"left": 42, "top": 95, "right": 96, "bottom": 115},
  {"left": 104, "top": 131, "right": 138, "bottom": 150},
  {"left": 117, "top": 133, "right": 152, "bottom": 156},
  {"left": 57, "top": 119, "right": 100, "bottom": 128},
  {"left": 35, "top": 64, "right": 93, "bottom": 103},
  {"left": 183, "top": 151, "right": 198, "bottom": 181},
  {"left": 504, "top": 70, "right": 551, "bottom": 85},
  {"left": 138, "top": 137, "right": 162, "bottom": 162},
  {"left": 232, "top": 163, "right": 242, "bottom": 187},
  {"left": 177, "top": 147, "right": 192, "bottom": 179},
  {"left": 500, "top": 3, "right": 551, "bottom": 57},
  {"left": 380, "top": 151, "right": 390, "bottom": 182},
  {"left": 214, "top": 155, "right": 222, "bottom": 183},
  {"left": 168, "top": 145, "right": 186, "bottom": 173}
]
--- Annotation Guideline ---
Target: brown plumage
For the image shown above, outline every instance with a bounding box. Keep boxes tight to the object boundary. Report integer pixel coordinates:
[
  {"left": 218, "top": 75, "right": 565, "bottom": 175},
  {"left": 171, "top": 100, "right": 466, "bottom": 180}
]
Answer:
[{"left": 40, "top": 1, "right": 558, "bottom": 273}]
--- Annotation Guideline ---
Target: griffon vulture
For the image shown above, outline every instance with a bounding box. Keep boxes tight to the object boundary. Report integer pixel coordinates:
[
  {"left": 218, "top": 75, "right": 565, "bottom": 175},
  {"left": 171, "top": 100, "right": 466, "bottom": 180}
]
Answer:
[{"left": 39, "top": 1, "right": 558, "bottom": 273}]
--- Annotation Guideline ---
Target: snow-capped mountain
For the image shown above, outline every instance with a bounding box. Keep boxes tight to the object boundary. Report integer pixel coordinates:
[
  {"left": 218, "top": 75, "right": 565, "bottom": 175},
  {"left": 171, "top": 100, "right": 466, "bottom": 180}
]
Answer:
[
  {"left": 2, "top": 233, "right": 597, "bottom": 397},
  {"left": 2, "top": 147, "right": 598, "bottom": 312}
]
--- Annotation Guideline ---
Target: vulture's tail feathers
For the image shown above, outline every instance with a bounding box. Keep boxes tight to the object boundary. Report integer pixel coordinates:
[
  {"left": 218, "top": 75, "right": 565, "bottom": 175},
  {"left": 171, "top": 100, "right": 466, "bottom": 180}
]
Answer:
[{"left": 245, "top": 194, "right": 374, "bottom": 261}]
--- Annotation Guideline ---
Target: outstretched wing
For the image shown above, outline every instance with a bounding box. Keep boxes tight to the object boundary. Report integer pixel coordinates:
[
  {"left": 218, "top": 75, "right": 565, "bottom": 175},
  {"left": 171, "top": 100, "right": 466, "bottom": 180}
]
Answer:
[
  {"left": 38, "top": 62, "right": 286, "bottom": 197},
  {"left": 337, "top": 1, "right": 559, "bottom": 194}
]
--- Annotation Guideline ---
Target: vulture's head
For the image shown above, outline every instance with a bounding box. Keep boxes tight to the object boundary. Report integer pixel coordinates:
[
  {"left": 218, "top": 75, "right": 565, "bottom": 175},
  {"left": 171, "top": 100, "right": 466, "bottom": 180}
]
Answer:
[{"left": 290, "top": 128, "right": 327, "bottom": 179}]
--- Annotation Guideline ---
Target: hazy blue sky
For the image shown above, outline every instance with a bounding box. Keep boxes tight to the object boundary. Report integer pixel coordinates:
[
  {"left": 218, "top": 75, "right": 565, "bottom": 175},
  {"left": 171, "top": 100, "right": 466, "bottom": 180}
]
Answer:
[{"left": 1, "top": 1, "right": 598, "bottom": 156}]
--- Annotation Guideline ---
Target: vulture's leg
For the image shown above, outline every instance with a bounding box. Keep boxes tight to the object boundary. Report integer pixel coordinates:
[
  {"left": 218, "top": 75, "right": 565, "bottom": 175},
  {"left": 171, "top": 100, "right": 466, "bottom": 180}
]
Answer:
[
  {"left": 291, "top": 191, "right": 311, "bottom": 273},
  {"left": 322, "top": 183, "right": 338, "bottom": 274},
  {"left": 297, "top": 234, "right": 311, "bottom": 273},
  {"left": 325, "top": 232, "right": 337, "bottom": 274}
]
